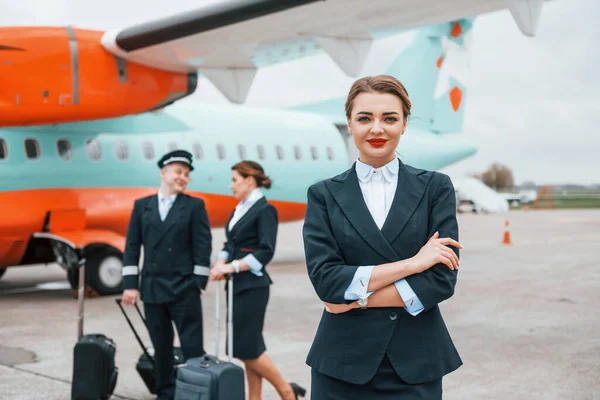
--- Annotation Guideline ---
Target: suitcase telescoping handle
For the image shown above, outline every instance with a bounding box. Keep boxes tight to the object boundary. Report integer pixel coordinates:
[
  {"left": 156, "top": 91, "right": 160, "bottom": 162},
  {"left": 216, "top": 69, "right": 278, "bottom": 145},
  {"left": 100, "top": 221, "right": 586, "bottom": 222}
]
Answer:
[
  {"left": 76, "top": 254, "right": 86, "bottom": 341},
  {"left": 115, "top": 298, "right": 155, "bottom": 366},
  {"left": 214, "top": 275, "right": 233, "bottom": 363}
]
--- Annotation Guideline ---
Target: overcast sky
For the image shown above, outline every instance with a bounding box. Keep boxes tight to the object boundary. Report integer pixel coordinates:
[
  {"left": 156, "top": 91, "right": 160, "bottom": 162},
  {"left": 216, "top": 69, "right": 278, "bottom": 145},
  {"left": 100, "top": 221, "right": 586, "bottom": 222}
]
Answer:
[{"left": 2, "top": 0, "right": 598, "bottom": 185}]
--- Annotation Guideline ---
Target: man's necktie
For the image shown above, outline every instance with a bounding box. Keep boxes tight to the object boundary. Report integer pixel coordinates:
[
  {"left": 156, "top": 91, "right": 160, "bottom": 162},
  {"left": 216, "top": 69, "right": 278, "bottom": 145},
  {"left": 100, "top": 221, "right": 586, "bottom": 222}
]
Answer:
[{"left": 160, "top": 197, "right": 174, "bottom": 222}]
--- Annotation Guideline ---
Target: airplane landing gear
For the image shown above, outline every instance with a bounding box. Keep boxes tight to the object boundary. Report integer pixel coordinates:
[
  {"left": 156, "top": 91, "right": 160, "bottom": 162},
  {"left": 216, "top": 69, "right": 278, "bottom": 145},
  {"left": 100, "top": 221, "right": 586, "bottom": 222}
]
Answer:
[
  {"left": 67, "top": 248, "right": 123, "bottom": 296},
  {"left": 28, "top": 233, "right": 124, "bottom": 296},
  {"left": 50, "top": 241, "right": 123, "bottom": 296}
]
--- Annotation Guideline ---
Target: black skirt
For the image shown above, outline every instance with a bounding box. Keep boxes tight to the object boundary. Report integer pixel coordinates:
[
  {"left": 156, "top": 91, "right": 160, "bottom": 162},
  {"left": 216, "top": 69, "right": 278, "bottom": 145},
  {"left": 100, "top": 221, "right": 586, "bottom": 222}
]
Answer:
[
  {"left": 226, "top": 286, "right": 269, "bottom": 360},
  {"left": 311, "top": 355, "right": 442, "bottom": 400}
]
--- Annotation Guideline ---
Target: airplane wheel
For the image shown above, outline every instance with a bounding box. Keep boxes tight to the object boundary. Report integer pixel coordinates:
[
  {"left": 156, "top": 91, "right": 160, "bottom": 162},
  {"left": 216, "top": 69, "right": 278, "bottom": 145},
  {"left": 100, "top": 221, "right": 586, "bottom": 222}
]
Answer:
[
  {"left": 87, "top": 249, "right": 123, "bottom": 296},
  {"left": 67, "top": 249, "right": 123, "bottom": 295}
]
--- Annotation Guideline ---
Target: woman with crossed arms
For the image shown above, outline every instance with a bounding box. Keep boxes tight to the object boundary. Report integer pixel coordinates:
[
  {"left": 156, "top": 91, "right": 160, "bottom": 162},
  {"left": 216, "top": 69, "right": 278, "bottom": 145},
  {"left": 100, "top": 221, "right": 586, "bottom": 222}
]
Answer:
[{"left": 302, "top": 75, "right": 463, "bottom": 399}]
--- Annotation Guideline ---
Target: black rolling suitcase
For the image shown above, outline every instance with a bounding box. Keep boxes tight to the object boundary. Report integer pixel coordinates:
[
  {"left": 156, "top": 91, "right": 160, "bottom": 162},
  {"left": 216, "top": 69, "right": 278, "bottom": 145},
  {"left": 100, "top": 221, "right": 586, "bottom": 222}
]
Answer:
[
  {"left": 71, "top": 258, "right": 118, "bottom": 400},
  {"left": 115, "top": 298, "right": 185, "bottom": 394},
  {"left": 174, "top": 275, "right": 245, "bottom": 400}
]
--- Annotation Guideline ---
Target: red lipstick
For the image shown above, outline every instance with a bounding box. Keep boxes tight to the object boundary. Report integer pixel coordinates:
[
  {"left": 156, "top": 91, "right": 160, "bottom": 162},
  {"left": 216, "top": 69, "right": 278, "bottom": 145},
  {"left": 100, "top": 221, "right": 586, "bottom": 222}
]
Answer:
[{"left": 367, "top": 139, "right": 387, "bottom": 147}]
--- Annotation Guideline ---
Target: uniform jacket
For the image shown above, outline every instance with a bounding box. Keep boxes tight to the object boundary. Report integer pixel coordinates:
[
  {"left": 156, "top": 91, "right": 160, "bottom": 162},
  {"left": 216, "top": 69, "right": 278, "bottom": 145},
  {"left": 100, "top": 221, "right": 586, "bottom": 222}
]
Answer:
[
  {"left": 122, "top": 193, "right": 212, "bottom": 304},
  {"left": 222, "top": 197, "right": 277, "bottom": 294},
  {"left": 302, "top": 160, "right": 462, "bottom": 385}
]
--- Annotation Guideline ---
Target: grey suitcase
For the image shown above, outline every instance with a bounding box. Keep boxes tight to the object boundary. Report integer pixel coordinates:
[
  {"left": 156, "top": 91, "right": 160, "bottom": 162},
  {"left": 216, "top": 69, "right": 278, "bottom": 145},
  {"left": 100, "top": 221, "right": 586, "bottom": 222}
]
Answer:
[{"left": 174, "top": 275, "right": 245, "bottom": 399}]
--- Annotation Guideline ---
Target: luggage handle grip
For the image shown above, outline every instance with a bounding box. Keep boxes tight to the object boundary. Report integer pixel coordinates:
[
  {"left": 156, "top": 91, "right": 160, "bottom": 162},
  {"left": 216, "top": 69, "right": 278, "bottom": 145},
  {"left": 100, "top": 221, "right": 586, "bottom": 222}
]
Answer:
[{"left": 115, "top": 298, "right": 155, "bottom": 367}]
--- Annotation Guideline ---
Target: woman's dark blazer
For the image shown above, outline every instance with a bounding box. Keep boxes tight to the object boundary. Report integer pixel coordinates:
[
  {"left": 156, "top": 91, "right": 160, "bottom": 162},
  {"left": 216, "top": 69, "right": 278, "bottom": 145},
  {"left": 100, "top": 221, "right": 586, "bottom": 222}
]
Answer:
[
  {"left": 222, "top": 197, "right": 277, "bottom": 294},
  {"left": 302, "top": 159, "right": 462, "bottom": 386}
]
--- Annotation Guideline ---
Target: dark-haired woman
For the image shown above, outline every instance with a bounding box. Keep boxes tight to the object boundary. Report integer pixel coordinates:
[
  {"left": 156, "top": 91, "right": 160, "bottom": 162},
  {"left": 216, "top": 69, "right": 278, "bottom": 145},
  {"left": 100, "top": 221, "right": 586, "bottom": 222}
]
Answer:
[{"left": 210, "top": 160, "right": 305, "bottom": 400}]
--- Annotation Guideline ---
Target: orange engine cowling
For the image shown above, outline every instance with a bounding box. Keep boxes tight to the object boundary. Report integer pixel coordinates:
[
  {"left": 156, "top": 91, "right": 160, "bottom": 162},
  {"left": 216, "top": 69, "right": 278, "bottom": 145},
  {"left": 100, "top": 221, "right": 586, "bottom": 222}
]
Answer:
[{"left": 0, "top": 27, "right": 196, "bottom": 127}]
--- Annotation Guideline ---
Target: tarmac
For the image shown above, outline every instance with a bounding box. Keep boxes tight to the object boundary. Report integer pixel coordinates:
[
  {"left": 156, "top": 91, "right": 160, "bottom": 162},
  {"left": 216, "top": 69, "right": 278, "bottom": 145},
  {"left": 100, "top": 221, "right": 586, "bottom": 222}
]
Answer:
[{"left": 1, "top": 209, "right": 599, "bottom": 400}]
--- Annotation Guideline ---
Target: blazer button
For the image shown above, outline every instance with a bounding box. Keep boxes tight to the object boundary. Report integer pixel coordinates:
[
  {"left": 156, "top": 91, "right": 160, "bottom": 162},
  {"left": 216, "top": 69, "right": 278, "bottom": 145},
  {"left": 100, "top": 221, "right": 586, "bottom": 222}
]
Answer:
[
  {"left": 168, "top": 248, "right": 172, "bottom": 252},
  {"left": 389, "top": 312, "right": 398, "bottom": 321}
]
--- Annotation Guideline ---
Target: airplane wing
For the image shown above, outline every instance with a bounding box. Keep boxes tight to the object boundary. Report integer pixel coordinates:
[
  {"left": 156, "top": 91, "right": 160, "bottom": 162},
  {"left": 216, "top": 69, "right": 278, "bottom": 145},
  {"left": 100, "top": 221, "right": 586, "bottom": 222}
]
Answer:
[{"left": 101, "top": 0, "right": 544, "bottom": 103}]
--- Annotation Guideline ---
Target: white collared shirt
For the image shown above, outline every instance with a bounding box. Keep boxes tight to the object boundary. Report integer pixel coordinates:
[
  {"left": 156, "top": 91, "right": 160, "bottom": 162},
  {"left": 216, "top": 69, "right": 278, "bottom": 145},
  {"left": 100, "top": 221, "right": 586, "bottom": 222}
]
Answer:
[
  {"left": 158, "top": 191, "right": 178, "bottom": 221},
  {"left": 217, "top": 188, "right": 265, "bottom": 277},
  {"left": 344, "top": 158, "right": 424, "bottom": 316},
  {"left": 228, "top": 188, "right": 264, "bottom": 231},
  {"left": 355, "top": 157, "right": 399, "bottom": 229}
]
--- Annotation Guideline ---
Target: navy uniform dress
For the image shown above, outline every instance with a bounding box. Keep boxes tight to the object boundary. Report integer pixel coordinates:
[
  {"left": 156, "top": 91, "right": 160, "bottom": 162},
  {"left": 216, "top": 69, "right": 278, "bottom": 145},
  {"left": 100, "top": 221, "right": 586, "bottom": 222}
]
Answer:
[
  {"left": 302, "top": 158, "right": 462, "bottom": 399},
  {"left": 218, "top": 188, "right": 277, "bottom": 360},
  {"left": 122, "top": 151, "right": 212, "bottom": 399}
]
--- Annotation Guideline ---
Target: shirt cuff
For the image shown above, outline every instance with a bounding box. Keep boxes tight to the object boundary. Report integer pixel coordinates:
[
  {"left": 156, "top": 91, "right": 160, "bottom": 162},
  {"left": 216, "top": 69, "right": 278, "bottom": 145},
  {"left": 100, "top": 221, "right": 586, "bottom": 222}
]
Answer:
[
  {"left": 344, "top": 265, "right": 375, "bottom": 301},
  {"left": 217, "top": 251, "right": 229, "bottom": 261},
  {"left": 242, "top": 254, "right": 264, "bottom": 277},
  {"left": 394, "top": 279, "right": 424, "bottom": 316}
]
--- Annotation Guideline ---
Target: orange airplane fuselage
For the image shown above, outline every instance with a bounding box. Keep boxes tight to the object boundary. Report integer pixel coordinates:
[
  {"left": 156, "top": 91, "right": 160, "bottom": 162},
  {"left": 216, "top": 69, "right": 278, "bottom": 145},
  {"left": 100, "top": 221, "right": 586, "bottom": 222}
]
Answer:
[
  {"left": 0, "top": 188, "right": 307, "bottom": 268},
  {"left": 0, "top": 27, "right": 196, "bottom": 127}
]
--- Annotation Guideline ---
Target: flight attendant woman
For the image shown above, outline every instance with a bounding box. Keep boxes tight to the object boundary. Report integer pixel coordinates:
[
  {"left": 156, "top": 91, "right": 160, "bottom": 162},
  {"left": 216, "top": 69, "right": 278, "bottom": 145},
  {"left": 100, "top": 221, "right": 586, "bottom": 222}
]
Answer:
[
  {"left": 210, "top": 160, "right": 305, "bottom": 400},
  {"left": 302, "top": 75, "right": 463, "bottom": 399}
]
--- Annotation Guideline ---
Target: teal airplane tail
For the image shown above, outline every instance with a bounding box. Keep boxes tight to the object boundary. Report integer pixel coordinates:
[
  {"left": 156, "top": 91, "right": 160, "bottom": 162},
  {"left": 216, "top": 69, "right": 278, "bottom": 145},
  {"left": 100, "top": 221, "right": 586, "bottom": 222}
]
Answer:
[{"left": 289, "top": 19, "right": 473, "bottom": 134}]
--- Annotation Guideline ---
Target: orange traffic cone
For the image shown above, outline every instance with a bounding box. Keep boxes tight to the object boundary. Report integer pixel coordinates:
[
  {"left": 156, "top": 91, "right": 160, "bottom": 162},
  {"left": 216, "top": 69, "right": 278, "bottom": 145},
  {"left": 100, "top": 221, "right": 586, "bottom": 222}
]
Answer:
[{"left": 502, "top": 219, "right": 512, "bottom": 245}]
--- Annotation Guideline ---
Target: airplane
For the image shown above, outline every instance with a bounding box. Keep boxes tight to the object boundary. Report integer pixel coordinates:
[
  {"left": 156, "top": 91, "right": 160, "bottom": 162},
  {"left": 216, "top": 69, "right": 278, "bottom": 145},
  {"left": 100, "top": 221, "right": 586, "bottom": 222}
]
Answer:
[
  {"left": 0, "top": 1, "right": 545, "bottom": 295},
  {"left": 0, "top": 0, "right": 544, "bottom": 126}
]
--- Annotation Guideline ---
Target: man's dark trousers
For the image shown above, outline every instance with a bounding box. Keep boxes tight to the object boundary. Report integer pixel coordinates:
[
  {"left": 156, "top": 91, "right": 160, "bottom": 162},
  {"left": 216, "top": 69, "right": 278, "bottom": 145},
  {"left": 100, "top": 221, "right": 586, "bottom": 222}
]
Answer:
[{"left": 144, "top": 286, "right": 204, "bottom": 399}]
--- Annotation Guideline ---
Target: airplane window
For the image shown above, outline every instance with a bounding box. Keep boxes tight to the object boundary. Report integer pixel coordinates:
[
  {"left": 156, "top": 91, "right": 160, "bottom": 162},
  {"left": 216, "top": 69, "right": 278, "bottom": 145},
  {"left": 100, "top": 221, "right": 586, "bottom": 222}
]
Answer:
[
  {"left": 275, "top": 145, "right": 284, "bottom": 160},
  {"left": 168, "top": 142, "right": 178, "bottom": 151},
  {"left": 86, "top": 138, "right": 101, "bottom": 161},
  {"left": 237, "top": 144, "right": 246, "bottom": 160},
  {"left": 310, "top": 146, "right": 318, "bottom": 161},
  {"left": 192, "top": 143, "right": 203, "bottom": 160},
  {"left": 0, "top": 138, "right": 7, "bottom": 160},
  {"left": 24, "top": 138, "right": 41, "bottom": 160},
  {"left": 141, "top": 141, "right": 155, "bottom": 160},
  {"left": 114, "top": 140, "right": 129, "bottom": 161},
  {"left": 217, "top": 144, "right": 226, "bottom": 160},
  {"left": 57, "top": 139, "right": 72, "bottom": 161},
  {"left": 257, "top": 144, "right": 266, "bottom": 160},
  {"left": 293, "top": 145, "right": 302, "bottom": 160},
  {"left": 327, "top": 146, "right": 334, "bottom": 161}
]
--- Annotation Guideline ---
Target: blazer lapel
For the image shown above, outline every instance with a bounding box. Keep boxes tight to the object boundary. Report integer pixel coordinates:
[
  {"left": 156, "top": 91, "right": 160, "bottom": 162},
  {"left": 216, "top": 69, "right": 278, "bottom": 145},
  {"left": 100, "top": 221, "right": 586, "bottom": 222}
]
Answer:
[
  {"left": 146, "top": 195, "right": 162, "bottom": 232},
  {"left": 325, "top": 166, "right": 398, "bottom": 262},
  {"left": 152, "top": 194, "right": 185, "bottom": 248},
  {"left": 224, "top": 208, "right": 235, "bottom": 238},
  {"left": 381, "top": 160, "right": 432, "bottom": 244},
  {"left": 229, "top": 197, "right": 265, "bottom": 237}
]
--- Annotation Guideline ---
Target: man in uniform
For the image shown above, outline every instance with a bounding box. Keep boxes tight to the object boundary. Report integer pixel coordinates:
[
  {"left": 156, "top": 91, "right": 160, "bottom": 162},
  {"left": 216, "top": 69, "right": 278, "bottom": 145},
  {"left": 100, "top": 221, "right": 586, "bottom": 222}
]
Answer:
[{"left": 121, "top": 149, "right": 212, "bottom": 400}]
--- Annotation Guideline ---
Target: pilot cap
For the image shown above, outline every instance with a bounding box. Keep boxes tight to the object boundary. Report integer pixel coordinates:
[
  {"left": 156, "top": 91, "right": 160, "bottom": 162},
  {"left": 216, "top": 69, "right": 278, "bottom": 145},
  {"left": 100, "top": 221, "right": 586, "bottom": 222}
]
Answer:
[{"left": 157, "top": 150, "right": 194, "bottom": 171}]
